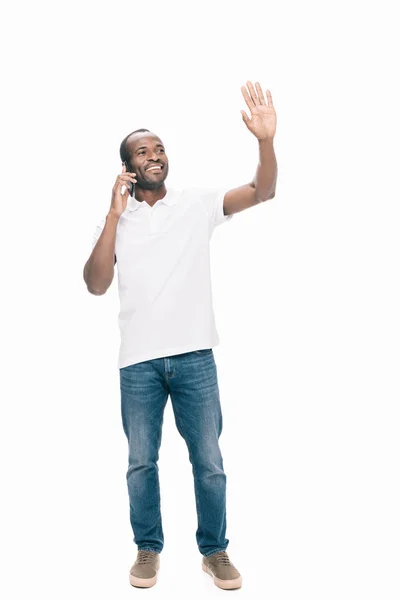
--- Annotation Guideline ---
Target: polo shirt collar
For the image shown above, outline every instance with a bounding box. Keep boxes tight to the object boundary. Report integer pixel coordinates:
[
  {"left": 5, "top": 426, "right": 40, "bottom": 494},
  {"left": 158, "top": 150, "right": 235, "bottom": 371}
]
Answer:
[{"left": 127, "top": 189, "right": 176, "bottom": 211}]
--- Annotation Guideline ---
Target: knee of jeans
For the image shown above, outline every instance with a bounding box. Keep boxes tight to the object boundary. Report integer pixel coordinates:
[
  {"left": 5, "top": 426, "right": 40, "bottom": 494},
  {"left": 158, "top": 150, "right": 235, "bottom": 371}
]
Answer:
[
  {"left": 127, "top": 438, "right": 159, "bottom": 469},
  {"left": 191, "top": 445, "right": 224, "bottom": 476}
]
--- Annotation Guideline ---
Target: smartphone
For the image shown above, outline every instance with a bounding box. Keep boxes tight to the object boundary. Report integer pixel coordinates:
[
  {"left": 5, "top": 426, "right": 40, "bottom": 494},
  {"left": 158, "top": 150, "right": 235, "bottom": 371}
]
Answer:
[{"left": 123, "top": 161, "right": 135, "bottom": 197}]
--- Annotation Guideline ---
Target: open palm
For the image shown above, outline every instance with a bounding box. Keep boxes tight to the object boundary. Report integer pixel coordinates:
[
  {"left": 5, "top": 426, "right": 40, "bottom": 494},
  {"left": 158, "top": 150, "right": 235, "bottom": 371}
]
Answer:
[{"left": 240, "top": 81, "right": 277, "bottom": 140}]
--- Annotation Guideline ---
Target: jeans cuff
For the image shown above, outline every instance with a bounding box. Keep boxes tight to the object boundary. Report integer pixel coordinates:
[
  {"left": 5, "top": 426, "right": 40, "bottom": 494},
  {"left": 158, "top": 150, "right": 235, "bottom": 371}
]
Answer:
[{"left": 203, "top": 548, "right": 227, "bottom": 558}]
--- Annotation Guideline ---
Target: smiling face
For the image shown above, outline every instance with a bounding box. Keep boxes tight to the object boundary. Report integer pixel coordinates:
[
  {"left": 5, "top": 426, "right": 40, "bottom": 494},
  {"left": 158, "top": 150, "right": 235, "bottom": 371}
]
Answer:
[{"left": 125, "top": 132, "right": 169, "bottom": 191}]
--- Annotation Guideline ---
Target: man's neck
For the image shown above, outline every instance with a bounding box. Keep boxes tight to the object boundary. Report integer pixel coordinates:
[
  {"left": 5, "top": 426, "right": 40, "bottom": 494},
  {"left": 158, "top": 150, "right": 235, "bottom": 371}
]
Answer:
[{"left": 135, "top": 185, "right": 167, "bottom": 207}]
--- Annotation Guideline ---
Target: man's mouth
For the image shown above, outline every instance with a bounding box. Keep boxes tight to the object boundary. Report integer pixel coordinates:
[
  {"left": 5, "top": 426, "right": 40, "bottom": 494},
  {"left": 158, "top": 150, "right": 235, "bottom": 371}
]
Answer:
[{"left": 145, "top": 164, "right": 163, "bottom": 172}]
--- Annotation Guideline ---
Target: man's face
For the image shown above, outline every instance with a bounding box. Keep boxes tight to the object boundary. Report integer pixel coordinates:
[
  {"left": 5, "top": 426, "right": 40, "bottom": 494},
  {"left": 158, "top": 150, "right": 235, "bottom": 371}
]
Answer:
[{"left": 126, "top": 133, "right": 169, "bottom": 191}]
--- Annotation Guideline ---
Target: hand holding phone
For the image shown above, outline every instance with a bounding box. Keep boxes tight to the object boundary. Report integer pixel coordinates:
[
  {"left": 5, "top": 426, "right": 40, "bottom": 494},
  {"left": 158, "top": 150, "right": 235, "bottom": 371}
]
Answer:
[
  {"left": 123, "top": 161, "right": 136, "bottom": 197},
  {"left": 108, "top": 163, "right": 137, "bottom": 219}
]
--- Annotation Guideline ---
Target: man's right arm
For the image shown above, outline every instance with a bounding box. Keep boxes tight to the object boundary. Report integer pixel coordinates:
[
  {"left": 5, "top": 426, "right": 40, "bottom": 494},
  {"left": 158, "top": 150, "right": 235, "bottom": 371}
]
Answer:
[
  {"left": 83, "top": 212, "right": 119, "bottom": 295},
  {"left": 84, "top": 163, "right": 136, "bottom": 295}
]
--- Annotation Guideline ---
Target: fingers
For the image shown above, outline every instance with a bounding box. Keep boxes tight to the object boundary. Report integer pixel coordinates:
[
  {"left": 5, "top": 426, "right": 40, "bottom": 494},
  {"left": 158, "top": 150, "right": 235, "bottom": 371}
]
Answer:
[
  {"left": 255, "top": 82, "right": 266, "bottom": 106},
  {"left": 241, "top": 85, "right": 254, "bottom": 111},
  {"left": 120, "top": 180, "right": 133, "bottom": 197},
  {"left": 116, "top": 173, "right": 136, "bottom": 186},
  {"left": 113, "top": 173, "right": 136, "bottom": 195},
  {"left": 246, "top": 81, "right": 258, "bottom": 105},
  {"left": 242, "top": 81, "right": 272, "bottom": 107},
  {"left": 118, "top": 173, "right": 136, "bottom": 181}
]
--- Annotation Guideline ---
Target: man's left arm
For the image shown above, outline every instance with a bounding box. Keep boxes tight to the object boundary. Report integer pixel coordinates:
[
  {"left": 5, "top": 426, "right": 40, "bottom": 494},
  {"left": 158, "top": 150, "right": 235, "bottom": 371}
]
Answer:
[{"left": 223, "top": 81, "right": 278, "bottom": 216}]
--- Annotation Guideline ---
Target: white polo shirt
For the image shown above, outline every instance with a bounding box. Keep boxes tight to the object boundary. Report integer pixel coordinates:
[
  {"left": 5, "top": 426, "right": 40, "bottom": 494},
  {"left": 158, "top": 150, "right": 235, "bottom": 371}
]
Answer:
[{"left": 91, "top": 187, "right": 233, "bottom": 369}]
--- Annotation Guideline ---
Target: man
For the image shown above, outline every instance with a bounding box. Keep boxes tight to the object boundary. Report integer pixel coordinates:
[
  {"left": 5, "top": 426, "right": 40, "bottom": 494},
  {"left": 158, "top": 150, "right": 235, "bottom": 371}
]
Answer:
[{"left": 83, "top": 80, "right": 277, "bottom": 590}]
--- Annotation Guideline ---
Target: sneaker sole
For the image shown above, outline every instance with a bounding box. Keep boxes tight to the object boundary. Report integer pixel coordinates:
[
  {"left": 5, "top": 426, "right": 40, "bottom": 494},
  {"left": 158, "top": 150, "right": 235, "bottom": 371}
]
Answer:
[
  {"left": 202, "top": 563, "right": 243, "bottom": 589},
  {"left": 129, "top": 573, "right": 158, "bottom": 588}
]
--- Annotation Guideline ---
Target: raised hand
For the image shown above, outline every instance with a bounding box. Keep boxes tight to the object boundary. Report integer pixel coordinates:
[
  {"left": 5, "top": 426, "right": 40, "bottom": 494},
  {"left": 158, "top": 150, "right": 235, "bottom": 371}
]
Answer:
[
  {"left": 240, "top": 81, "right": 277, "bottom": 141},
  {"left": 109, "top": 163, "right": 137, "bottom": 219}
]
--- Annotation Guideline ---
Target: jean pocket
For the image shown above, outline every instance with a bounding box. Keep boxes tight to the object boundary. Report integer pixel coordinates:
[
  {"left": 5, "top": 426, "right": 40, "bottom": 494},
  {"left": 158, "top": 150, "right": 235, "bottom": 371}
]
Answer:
[{"left": 194, "top": 348, "right": 213, "bottom": 355}]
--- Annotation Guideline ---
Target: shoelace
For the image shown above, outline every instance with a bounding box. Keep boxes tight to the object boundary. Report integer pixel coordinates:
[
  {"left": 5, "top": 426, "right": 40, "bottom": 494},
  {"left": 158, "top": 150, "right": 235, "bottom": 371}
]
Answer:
[
  {"left": 137, "top": 550, "right": 156, "bottom": 564},
  {"left": 213, "top": 552, "right": 232, "bottom": 566}
]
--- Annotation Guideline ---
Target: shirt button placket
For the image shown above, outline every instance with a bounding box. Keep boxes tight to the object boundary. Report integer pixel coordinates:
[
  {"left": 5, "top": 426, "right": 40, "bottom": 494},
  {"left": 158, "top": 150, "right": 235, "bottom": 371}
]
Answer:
[{"left": 149, "top": 209, "right": 157, "bottom": 232}]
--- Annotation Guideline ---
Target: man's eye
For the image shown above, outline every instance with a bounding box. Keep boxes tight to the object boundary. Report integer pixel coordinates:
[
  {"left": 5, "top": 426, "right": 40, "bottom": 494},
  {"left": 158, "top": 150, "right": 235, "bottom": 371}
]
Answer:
[{"left": 137, "top": 149, "right": 164, "bottom": 156}]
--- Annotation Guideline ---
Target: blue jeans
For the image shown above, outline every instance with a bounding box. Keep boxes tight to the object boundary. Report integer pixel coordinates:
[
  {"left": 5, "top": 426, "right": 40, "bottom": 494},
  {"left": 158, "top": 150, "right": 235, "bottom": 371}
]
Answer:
[{"left": 119, "top": 349, "right": 229, "bottom": 557}]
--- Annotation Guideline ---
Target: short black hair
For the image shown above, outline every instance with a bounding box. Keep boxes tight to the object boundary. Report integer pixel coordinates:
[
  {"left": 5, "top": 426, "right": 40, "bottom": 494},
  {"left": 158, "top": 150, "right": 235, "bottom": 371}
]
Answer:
[{"left": 120, "top": 128, "right": 151, "bottom": 167}]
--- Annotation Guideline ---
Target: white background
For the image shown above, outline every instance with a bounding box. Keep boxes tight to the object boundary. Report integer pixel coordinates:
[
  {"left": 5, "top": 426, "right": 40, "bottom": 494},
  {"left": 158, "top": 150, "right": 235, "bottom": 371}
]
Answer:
[{"left": 2, "top": 1, "right": 399, "bottom": 598}]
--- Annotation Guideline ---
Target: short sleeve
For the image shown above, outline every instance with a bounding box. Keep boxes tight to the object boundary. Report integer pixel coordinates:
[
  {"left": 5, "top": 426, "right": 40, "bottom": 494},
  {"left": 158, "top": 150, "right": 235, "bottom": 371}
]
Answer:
[
  {"left": 91, "top": 217, "right": 106, "bottom": 249},
  {"left": 191, "top": 188, "right": 234, "bottom": 230},
  {"left": 212, "top": 189, "right": 234, "bottom": 228}
]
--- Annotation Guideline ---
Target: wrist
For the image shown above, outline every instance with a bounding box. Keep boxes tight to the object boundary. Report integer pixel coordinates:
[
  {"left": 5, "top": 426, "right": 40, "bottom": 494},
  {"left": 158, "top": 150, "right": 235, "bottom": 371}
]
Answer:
[
  {"left": 106, "top": 211, "right": 120, "bottom": 223},
  {"left": 258, "top": 136, "right": 274, "bottom": 147}
]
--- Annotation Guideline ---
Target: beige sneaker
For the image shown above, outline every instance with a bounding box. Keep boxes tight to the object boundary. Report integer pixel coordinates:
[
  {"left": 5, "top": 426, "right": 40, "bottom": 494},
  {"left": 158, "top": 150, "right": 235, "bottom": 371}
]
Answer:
[
  {"left": 202, "top": 551, "right": 242, "bottom": 589},
  {"left": 129, "top": 550, "right": 160, "bottom": 588}
]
